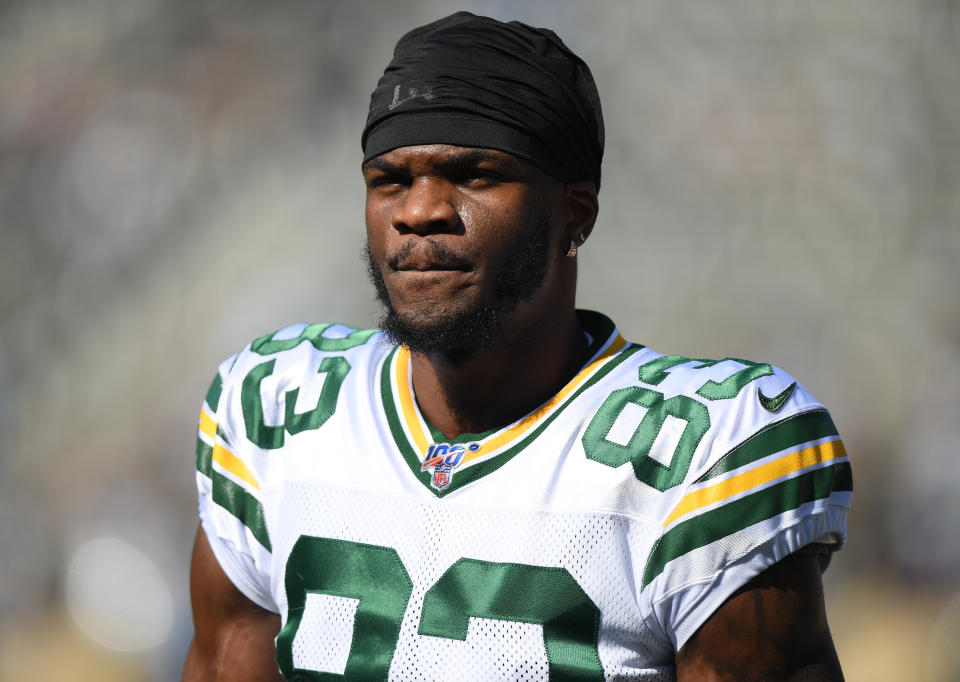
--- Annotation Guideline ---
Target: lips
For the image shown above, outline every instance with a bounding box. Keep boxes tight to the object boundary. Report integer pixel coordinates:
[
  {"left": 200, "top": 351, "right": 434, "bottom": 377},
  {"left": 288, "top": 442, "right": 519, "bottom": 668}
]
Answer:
[
  {"left": 387, "top": 240, "right": 472, "bottom": 273},
  {"left": 395, "top": 260, "right": 467, "bottom": 272}
]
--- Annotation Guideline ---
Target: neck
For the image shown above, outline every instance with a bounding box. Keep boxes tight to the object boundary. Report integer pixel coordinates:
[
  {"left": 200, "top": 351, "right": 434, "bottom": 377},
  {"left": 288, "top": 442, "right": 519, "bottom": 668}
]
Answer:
[{"left": 409, "top": 308, "right": 588, "bottom": 439}]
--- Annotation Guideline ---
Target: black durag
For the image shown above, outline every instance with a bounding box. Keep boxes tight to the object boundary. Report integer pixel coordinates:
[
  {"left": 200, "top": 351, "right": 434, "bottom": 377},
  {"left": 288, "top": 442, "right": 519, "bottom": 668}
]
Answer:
[{"left": 361, "top": 11, "right": 604, "bottom": 189}]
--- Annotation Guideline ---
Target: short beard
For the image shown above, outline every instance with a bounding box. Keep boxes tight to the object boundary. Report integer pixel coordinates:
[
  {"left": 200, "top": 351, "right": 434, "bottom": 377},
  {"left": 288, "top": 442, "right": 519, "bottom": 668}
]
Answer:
[{"left": 365, "top": 209, "right": 554, "bottom": 358}]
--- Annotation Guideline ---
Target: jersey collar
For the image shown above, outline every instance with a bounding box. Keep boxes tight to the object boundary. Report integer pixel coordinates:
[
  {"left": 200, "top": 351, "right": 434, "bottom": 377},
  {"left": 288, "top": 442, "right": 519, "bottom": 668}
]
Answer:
[{"left": 379, "top": 310, "right": 643, "bottom": 497}]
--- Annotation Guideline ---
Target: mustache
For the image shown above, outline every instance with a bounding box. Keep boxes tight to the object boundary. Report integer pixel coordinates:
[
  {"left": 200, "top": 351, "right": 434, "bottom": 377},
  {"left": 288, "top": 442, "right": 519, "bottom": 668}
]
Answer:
[{"left": 386, "top": 239, "right": 473, "bottom": 271}]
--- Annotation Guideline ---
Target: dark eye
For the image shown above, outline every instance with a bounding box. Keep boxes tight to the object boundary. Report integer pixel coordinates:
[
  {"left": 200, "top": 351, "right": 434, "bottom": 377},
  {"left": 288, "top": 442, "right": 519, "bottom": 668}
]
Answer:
[
  {"left": 366, "top": 173, "right": 409, "bottom": 191},
  {"left": 455, "top": 169, "right": 506, "bottom": 188}
]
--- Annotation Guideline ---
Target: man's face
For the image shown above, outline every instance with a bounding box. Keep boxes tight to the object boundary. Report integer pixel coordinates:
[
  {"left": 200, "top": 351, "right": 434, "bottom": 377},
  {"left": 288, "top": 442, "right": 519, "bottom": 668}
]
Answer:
[{"left": 363, "top": 144, "right": 565, "bottom": 354}]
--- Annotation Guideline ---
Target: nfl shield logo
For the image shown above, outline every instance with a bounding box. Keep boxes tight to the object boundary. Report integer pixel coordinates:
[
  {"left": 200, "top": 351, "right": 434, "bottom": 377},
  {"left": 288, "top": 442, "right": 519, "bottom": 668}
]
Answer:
[
  {"left": 433, "top": 470, "right": 450, "bottom": 488},
  {"left": 422, "top": 441, "right": 481, "bottom": 491}
]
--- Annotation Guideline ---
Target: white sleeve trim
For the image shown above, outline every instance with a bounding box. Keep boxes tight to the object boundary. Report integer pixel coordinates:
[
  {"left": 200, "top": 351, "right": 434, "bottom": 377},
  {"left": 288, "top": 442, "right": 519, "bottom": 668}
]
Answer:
[
  {"left": 199, "top": 499, "right": 279, "bottom": 614},
  {"left": 649, "top": 501, "right": 848, "bottom": 652}
]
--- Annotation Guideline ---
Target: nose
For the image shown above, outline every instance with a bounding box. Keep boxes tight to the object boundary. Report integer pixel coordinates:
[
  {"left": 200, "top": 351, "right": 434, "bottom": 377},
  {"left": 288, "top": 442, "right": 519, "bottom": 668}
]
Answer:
[{"left": 391, "top": 177, "right": 458, "bottom": 235}]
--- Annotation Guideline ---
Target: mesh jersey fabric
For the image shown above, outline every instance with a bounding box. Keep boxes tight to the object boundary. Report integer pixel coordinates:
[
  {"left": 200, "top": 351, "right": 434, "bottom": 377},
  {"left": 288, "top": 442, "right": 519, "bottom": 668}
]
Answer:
[{"left": 194, "top": 310, "right": 851, "bottom": 680}]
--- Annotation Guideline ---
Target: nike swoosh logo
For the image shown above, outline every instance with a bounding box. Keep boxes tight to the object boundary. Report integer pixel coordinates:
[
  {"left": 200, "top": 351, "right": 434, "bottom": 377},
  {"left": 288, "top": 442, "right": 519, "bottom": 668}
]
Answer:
[{"left": 758, "top": 382, "right": 797, "bottom": 412}]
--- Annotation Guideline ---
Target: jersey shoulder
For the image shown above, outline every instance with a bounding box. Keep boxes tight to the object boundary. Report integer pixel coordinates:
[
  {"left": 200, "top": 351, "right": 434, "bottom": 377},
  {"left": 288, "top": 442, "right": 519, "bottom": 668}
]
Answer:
[
  {"left": 203, "top": 321, "right": 384, "bottom": 446},
  {"left": 619, "top": 349, "right": 851, "bottom": 650},
  {"left": 193, "top": 322, "right": 387, "bottom": 600},
  {"left": 629, "top": 351, "right": 841, "bottom": 481}
]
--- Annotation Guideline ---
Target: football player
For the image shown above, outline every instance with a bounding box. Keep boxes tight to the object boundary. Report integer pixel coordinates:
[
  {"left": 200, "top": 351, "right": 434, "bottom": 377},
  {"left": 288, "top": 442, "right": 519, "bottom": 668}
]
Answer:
[{"left": 183, "top": 12, "right": 850, "bottom": 681}]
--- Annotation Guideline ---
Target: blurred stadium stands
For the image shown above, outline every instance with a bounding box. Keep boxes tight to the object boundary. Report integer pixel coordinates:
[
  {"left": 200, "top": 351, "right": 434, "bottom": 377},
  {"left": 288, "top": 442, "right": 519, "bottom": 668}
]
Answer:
[{"left": 0, "top": 1, "right": 957, "bottom": 679}]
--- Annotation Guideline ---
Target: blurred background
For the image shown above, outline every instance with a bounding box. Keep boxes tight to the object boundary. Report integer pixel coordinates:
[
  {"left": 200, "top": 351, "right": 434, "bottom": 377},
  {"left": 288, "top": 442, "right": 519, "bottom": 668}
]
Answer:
[{"left": 0, "top": 0, "right": 957, "bottom": 679}]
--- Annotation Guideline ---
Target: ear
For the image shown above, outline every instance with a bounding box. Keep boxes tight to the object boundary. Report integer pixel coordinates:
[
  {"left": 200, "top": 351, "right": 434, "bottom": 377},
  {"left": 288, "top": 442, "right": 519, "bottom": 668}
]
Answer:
[{"left": 562, "top": 181, "right": 599, "bottom": 247}]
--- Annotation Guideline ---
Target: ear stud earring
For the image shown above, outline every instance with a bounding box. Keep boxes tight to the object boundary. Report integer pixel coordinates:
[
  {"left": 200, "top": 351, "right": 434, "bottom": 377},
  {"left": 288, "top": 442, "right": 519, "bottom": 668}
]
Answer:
[{"left": 566, "top": 232, "right": 586, "bottom": 258}]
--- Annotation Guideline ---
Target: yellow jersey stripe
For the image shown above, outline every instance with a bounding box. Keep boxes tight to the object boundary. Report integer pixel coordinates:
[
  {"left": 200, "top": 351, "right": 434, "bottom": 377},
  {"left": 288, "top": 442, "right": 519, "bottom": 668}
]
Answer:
[
  {"left": 463, "top": 334, "right": 628, "bottom": 462},
  {"left": 394, "top": 334, "right": 629, "bottom": 461},
  {"left": 198, "top": 407, "right": 217, "bottom": 440},
  {"left": 663, "top": 439, "right": 846, "bottom": 527},
  {"left": 395, "top": 347, "right": 431, "bottom": 455},
  {"left": 212, "top": 442, "right": 261, "bottom": 491}
]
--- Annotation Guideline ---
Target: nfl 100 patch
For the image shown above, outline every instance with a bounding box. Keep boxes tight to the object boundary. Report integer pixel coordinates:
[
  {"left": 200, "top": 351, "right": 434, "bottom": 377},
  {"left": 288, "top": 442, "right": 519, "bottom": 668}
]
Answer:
[{"left": 421, "top": 442, "right": 480, "bottom": 491}]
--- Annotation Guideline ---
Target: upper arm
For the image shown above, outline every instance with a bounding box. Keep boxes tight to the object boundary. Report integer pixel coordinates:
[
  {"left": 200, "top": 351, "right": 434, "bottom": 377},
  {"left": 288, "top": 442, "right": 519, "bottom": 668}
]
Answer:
[
  {"left": 675, "top": 551, "right": 843, "bottom": 682},
  {"left": 182, "top": 526, "right": 284, "bottom": 682}
]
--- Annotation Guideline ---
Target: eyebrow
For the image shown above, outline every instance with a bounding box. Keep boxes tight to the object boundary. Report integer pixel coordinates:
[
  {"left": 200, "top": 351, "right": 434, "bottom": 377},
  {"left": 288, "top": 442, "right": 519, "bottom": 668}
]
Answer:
[
  {"left": 436, "top": 149, "right": 508, "bottom": 169},
  {"left": 362, "top": 149, "right": 513, "bottom": 175},
  {"left": 362, "top": 157, "right": 404, "bottom": 175}
]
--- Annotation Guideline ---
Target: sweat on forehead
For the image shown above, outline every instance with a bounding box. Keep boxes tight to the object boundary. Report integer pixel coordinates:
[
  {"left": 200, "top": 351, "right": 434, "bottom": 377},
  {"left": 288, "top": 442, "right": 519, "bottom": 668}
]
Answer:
[{"left": 361, "top": 11, "right": 604, "bottom": 190}]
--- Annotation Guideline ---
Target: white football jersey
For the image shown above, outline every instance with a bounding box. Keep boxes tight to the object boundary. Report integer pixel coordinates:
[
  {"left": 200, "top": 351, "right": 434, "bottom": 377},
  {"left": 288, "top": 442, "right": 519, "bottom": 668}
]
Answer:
[{"left": 194, "top": 310, "right": 851, "bottom": 681}]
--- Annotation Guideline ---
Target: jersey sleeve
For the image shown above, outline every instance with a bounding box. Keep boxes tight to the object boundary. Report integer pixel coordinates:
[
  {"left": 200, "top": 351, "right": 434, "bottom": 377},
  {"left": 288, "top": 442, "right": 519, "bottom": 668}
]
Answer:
[
  {"left": 194, "top": 352, "right": 277, "bottom": 613},
  {"left": 638, "top": 365, "right": 852, "bottom": 651}
]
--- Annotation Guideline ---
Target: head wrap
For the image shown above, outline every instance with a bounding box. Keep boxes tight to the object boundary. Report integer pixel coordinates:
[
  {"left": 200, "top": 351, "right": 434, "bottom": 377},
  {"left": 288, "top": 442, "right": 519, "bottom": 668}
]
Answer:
[{"left": 361, "top": 12, "right": 604, "bottom": 189}]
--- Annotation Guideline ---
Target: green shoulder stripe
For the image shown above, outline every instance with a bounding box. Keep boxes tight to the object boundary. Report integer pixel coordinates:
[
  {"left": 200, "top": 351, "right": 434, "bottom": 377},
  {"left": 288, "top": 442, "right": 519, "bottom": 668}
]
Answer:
[
  {"left": 642, "top": 461, "right": 851, "bottom": 587},
  {"left": 196, "top": 437, "right": 213, "bottom": 477},
  {"left": 211, "top": 470, "right": 272, "bottom": 552},
  {"left": 698, "top": 409, "right": 838, "bottom": 482},
  {"left": 198, "top": 371, "right": 225, "bottom": 476},
  {"left": 205, "top": 372, "right": 223, "bottom": 412}
]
